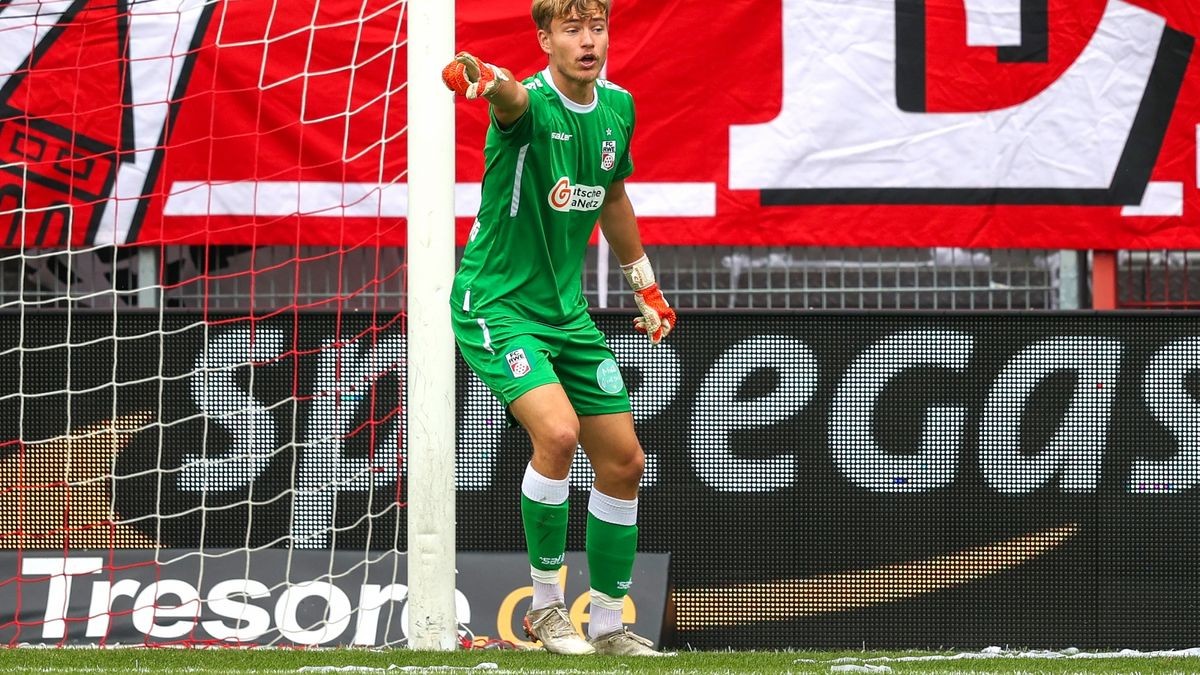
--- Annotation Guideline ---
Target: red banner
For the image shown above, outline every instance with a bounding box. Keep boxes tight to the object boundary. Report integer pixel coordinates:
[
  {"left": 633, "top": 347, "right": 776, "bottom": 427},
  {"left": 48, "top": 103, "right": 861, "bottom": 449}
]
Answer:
[{"left": 1, "top": 0, "right": 1198, "bottom": 248}]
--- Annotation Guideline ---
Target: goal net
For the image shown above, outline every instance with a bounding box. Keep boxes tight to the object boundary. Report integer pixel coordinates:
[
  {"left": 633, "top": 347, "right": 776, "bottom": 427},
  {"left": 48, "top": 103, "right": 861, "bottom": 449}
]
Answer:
[{"left": 0, "top": 0, "right": 457, "bottom": 648}]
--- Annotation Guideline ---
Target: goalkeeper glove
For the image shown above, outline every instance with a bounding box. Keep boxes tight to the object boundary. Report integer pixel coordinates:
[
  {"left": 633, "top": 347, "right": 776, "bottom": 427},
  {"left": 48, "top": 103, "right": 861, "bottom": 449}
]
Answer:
[
  {"left": 441, "top": 51, "right": 507, "bottom": 100},
  {"left": 622, "top": 255, "right": 677, "bottom": 346}
]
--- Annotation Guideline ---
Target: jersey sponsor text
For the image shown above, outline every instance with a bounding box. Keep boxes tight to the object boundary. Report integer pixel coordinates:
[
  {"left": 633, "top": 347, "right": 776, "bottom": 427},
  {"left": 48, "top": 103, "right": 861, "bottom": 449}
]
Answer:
[{"left": 548, "top": 177, "right": 606, "bottom": 212}]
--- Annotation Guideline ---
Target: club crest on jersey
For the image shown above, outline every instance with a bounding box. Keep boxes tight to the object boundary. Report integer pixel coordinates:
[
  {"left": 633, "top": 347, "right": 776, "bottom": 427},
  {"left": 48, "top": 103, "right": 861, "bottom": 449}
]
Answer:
[
  {"left": 548, "top": 177, "right": 606, "bottom": 212},
  {"left": 506, "top": 349, "right": 531, "bottom": 378},
  {"left": 601, "top": 140, "right": 617, "bottom": 171}
]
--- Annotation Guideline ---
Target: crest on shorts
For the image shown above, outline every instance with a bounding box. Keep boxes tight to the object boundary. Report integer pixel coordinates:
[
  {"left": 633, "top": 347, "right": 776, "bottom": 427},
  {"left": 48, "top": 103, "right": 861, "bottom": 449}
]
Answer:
[
  {"left": 506, "top": 349, "right": 531, "bottom": 378},
  {"left": 601, "top": 140, "right": 617, "bottom": 171},
  {"left": 596, "top": 358, "right": 625, "bottom": 394}
]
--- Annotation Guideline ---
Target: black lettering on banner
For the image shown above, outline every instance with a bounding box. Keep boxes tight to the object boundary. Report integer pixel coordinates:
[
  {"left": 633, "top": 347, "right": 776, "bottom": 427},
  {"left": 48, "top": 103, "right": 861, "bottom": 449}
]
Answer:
[
  {"left": 33, "top": 202, "right": 72, "bottom": 246},
  {"left": 997, "top": 0, "right": 1049, "bottom": 63},
  {"left": 761, "top": 2, "right": 1193, "bottom": 206},
  {"left": 0, "top": 184, "right": 22, "bottom": 246},
  {"left": 894, "top": 0, "right": 926, "bottom": 113}
]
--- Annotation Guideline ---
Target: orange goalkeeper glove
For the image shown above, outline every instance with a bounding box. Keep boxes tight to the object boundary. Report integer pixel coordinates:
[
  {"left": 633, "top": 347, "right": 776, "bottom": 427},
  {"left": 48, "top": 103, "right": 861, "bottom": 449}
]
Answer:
[
  {"left": 441, "top": 51, "right": 507, "bottom": 100},
  {"left": 622, "top": 255, "right": 676, "bottom": 346}
]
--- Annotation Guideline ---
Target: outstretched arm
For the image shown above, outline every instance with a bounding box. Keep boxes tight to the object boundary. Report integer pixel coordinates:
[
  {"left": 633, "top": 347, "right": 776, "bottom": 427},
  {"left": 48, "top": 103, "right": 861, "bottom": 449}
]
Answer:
[
  {"left": 600, "top": 180, "right": 677, "bottom": 345},
  {"left": 483, "top": 66, "right": 528, "bottom": 128},
  {"left": 441, "top": 52, "right": 529, "bottom": 127}
]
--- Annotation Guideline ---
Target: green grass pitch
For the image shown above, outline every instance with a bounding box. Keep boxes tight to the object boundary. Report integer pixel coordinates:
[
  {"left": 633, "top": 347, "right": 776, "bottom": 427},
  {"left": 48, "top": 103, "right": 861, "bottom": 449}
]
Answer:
[{"left": 1, "top": 648, "right": 1199, "bottom": 674}]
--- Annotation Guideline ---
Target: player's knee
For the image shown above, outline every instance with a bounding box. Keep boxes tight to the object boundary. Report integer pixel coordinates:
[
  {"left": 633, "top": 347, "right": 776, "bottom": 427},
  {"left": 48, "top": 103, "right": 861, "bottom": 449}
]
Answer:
[
  {"left": 537, "top": 424, "right": 581, "bottom": 460},
  {"left": 608, "top": 446, "right": 645, "bottom": 487}
]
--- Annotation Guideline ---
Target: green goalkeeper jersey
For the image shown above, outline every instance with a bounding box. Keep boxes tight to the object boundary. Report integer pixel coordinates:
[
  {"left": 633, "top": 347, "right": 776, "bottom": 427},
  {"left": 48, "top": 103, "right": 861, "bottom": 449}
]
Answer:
[{"left": 451, "top": 68, "right": 635, "bottom": 325}]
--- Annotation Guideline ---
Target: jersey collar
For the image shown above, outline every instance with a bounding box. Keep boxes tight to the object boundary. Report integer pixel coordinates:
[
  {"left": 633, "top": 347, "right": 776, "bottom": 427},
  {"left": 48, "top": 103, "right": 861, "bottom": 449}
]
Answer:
[{"left": 540, "top": 67, "right": 597, "bottom": 114}]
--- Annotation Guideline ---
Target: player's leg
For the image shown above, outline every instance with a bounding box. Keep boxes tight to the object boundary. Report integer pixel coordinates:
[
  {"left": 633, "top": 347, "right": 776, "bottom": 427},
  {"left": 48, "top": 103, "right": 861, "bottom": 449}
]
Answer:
[
  {"left": 508, "top": 387, "right": 595, "bottom": 654},
  {"left": 554, "top": 321, "right": 664, "bottom": 656},
  {"left": 578, "top": 411, "right": 643, "bottom": 499},
  {"left": 510, "top": 383, "right": 580, "bottom": 481},
  {"left": 509, "top": 384, "right": 578, "bottom": 608},
  {"left": 577, "top": 413, "right": 663, "bottom": 655},
  {"left": 451, "top": 314, "right": 593, "bottom": 654}
]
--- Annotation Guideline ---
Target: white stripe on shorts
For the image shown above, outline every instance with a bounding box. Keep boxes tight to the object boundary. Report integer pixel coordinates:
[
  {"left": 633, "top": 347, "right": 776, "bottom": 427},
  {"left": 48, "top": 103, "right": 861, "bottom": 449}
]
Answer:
[{"left": 476, "top": 318, "right": 494, "bottom": 354}]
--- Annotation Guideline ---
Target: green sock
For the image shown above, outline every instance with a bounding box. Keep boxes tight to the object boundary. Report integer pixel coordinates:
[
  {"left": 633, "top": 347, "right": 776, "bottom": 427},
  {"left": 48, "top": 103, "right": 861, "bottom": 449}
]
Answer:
[
  {"left": 522, "top": 495, "right": 569, "bottom": 572},
  {"left": 586, "top": 512, "right": 638, "bottom": 598}
]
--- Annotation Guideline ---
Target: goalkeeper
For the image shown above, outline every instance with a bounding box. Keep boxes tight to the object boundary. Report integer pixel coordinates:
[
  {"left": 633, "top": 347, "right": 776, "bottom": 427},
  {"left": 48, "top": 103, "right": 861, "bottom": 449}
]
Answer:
[{"left": 443, "top": 0, "right": 673, "bottom": 658}]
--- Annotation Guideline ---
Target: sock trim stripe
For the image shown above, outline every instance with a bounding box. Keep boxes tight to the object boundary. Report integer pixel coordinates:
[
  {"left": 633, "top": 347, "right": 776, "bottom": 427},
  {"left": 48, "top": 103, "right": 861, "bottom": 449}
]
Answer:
[
  {"left": 588, "top": 486, "right": 638, "bottom": 526},
  {"left": 589, "top": 588, "right": 626, "bottom": 610},
  {"left": 522, "top": 463, "right": 570, "bottom": 505},
  {"left": 530, "top": 565, "right": 561, "bottom": 584}
]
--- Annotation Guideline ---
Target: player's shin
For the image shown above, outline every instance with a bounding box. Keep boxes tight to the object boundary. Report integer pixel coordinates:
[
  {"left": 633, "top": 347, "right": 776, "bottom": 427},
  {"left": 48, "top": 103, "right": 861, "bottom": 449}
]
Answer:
[
  {"left": 585, "top": 488, "right": 639, "bottom": 639},
  {"left": 521, "top": 464, "right": 570, "bottom": 610}
]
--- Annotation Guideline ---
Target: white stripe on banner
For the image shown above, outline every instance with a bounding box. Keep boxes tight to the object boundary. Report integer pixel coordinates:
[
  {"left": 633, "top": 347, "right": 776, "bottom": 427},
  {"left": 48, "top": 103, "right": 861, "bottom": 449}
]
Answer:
[
  {"left": 1120, "top": 181, "right": 1183, "bottom": 217},
  {"left": 963, "top": 0, "right": 1023, "bottom": 47},
  {"left": 624, "top": 182, "right": 716, "bottom": 217},
  {"left": 163, "top": 181, "right": 716, "bottom": 219}
]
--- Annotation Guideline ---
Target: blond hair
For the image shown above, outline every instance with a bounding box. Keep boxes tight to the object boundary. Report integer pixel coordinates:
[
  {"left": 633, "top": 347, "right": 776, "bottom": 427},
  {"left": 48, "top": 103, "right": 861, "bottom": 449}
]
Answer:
[{"left": 531, "top": 0, "right": 609, "bottom": 32}]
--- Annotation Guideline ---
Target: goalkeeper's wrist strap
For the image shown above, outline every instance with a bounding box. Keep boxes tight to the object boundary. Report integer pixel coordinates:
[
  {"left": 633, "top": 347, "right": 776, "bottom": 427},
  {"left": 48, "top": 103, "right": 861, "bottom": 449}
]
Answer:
[
  {"left": 481, "top": 63, "right": 507, "bottom": 96},
  {"left": 621, "top": 255, "right": 657, "bottom": 291}
]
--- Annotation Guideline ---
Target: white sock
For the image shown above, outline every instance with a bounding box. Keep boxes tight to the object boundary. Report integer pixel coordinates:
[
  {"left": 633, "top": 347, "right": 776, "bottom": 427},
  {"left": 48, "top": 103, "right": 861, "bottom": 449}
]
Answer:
[
  {"left": 524, "top": 465, "right": 570, "bottom": 611},
  {"left": 532, "top": 579, "right": 565, "bottom": 610},
  {"left": 587, "top": 486, "right": 638, "bottom": 526},
  {"left": 588, "top": 589, "right": 625, "bottom": 639},
  {"left": 522, "top": 463, "right": 569, "bottom": 505}
]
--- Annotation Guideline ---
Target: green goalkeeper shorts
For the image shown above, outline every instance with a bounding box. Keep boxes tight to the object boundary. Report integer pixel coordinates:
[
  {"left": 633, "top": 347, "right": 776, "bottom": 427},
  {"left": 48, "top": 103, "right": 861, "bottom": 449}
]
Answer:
[{"left": 452, "top": 309, "right": 631, "bottom": 420}]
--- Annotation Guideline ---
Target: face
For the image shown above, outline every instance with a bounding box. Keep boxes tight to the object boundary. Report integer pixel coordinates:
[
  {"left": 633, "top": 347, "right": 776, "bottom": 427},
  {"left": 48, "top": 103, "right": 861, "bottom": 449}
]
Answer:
[{"left": 538, "top": 11, "right": 609, "bottom": 87}]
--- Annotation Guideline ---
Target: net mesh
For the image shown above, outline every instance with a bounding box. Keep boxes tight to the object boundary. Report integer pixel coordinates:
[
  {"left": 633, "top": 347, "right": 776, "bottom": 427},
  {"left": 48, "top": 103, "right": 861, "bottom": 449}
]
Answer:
[{"left": 0, "top": 0, "right": 412, "bottom": 646}]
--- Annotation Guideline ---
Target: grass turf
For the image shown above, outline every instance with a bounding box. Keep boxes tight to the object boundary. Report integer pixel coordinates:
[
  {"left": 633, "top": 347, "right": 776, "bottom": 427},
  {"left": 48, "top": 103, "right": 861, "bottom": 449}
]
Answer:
[{"left": 0, "top": 648, "right": 1198, "bottom": 674}]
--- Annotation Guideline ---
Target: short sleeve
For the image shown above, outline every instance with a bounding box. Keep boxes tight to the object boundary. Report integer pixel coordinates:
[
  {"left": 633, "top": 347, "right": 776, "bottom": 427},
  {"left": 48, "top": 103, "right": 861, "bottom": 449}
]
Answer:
[{"left": 488, "top": 87, "right": 542, "bottom": 145}]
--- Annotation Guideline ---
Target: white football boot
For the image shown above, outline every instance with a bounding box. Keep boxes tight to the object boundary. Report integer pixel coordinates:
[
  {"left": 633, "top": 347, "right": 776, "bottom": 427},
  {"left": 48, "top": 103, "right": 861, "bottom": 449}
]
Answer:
[
  {"left": 523, "top": 603, "right": 595, "bottom": 655},
  {"left": 588, "top": 627, "right": 669, "bottom": 656}
]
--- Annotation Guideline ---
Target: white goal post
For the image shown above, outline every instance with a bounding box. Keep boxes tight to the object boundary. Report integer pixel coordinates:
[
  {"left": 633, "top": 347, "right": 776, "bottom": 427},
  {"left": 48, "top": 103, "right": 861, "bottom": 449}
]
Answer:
[{"left": 405, "top": 0, "right": 458, "bottom": 652}]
